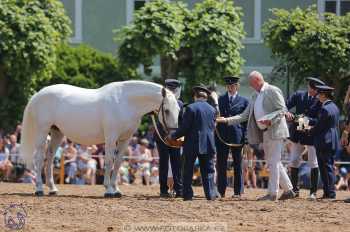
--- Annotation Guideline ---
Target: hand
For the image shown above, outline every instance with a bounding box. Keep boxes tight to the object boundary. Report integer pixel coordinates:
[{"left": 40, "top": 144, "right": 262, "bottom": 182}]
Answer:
[
  {"left": 216, "top": 117, "right": 227, "bottom": 123},
  {"left": 285, "top": 112, "right": 294, "bottom": 121},
  {"left": 346, "top": 145, "right": 350, "bottom": 155},
  {"left": 259, "top": 120, "right": 271, "bottom": 126},
  {"left": 341, "top": 131, "right": 349, "bottom": 146}
]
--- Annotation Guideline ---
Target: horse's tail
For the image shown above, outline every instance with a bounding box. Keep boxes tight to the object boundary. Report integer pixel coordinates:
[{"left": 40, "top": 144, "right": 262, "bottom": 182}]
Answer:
[{"left": 20, "top": 99, "right": 37, "bottom": 170}]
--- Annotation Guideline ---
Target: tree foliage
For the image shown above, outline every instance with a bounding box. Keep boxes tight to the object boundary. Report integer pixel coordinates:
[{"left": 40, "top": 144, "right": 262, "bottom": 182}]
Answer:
[
  {"left": 116, "top": 0, "right": 189, "bottom": 75},
  {"left": 263, "top": 6, "right": 350, "bottom": 101},
  {"left": 115, "top": 0, "right": 245, "bottom": 91},
  {"left": 36, "top": 44, "right": 139, "bottom": 90},
  {"left": 0, "top": 0, "right": 71, "bottom": 131}
]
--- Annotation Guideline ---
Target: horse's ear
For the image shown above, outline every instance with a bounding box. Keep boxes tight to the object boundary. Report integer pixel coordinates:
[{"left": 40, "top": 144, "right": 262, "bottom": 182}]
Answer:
[{"left": 162, "top": 88, "right": 166, "bottom": 97}]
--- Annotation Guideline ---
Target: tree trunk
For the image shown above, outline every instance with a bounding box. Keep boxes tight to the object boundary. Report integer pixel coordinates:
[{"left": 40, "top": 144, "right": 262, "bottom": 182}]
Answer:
[
  {"left": 160, "top": 55, "right": 178, "bottom": 81},
  {"left": 0, "top": 65, "right": 8, "bottom": 97}
]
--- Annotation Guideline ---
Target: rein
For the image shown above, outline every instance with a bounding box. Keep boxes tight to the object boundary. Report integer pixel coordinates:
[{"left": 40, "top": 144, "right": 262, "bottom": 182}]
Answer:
[
  {"left": 214, "top": 126, "right": 243, "bottom": 148},
  {"left": 210, "top": 92, "right": 243, "bottom": 148},
  {"left": 150, "top": 113, "right": 181, "bottom": 148},
  {"left": 149, "top": 88, "right": 181, "bottom": 148}
]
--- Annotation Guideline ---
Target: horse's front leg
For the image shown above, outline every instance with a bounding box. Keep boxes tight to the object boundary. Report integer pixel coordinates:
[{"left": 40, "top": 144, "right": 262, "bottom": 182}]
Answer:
[
  {"left": 103, "top": 143, "right": 117, "bottom": 197},
  {"left": 110, "top": 140, "right": 129, "bottom": 197}
]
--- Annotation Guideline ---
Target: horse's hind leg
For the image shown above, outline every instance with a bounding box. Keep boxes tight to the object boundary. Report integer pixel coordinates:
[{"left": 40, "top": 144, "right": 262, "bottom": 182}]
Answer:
[
  {"left": 34, "top": 130, "right": 50, "bottom": 196},
  {"left": 46, "top": 127, "right": 64, "bottom": 195},
  {"left": 110, "top": 139, "right": 129, "bottom": 197}
]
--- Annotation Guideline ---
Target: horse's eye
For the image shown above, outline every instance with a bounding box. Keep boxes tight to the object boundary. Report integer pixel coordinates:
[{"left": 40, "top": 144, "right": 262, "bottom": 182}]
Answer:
[{"left": 165, "top": 109, "right": 170, "bottom": 115}]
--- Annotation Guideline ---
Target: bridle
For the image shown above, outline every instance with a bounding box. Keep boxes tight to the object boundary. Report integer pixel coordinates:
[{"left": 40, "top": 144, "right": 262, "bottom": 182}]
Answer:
[{"left": 149, "top": 87, "right": 181, "bottom": 148}]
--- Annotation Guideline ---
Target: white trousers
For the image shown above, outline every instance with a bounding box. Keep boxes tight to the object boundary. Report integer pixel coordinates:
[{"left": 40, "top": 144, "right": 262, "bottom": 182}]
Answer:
[
  {"left": 263, "top": 132, "right": 293, "bottom": 195},
  {"left": 289, "top": 142, "right": 318, "bottom": 168}
]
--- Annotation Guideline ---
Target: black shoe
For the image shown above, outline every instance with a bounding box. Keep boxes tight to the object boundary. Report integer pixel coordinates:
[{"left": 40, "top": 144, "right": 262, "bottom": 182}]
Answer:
[
  {"left": 175, "top": 192, "right": 183, "bottom": 198},
  {"left": 160, "top": 193, "right": 171, "bottom": 198},
  {"left": 321, "top": 195, "right": 336, "bottom": 199},
  {"left": 183, "top": 197, "right": 193, "bottom": 201}
]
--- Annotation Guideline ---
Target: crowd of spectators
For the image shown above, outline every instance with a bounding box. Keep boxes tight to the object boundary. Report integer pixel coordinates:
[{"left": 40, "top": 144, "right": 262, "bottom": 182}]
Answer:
[{"left": 0, "top": 122, "right": 349, "bottom": 193}]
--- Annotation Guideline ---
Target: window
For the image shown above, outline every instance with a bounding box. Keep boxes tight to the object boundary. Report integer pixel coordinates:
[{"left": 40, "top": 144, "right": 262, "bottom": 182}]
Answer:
[
  {"left": 324, "top": 0, "right": 350, "bottom": 16},
  {"left": 127, "top": 0, "right": 170, "bottom": 24},
  {"left": 61, "top": 0, "right": 83, "bottom": 43},
  {"left": 134, "top": 0, "right": 147, "bottom": 11}
]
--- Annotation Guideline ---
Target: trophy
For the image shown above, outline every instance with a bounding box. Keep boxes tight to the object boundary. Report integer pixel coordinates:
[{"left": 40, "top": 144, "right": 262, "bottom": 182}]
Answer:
[{"left": 294, "top": 114, "right": 310, "bottom": 131}]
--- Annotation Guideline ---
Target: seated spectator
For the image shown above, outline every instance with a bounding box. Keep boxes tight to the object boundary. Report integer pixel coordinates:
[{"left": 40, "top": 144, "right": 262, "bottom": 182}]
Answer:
[
  {"left": 19, "top": 169, "right": 36, "bottom": 184},
  {"left": 243, "top": 144, "right": 257, "bottom": 188},
  {"left": 150, "top": 166, "right": 159, "bottom": 185},
  {"left": 0, "top": 137, "right": 13, "bottom": 181},
  {"left": 77, "top": 145, "right": 97, "bottom": 185},
  {"left": 53, "top": 137, "right": 66, "bottom": 168},
  {"left": 118, "top": 160, "right": 130, "bottom": 185},
  {"left": 92, "top": 144, "right": 105, "bottom": 170},
  {"left": 7, "top": 134, "right": 22, "bottom": 166},
  {"left": 336, "top": 166, "right": 349, "bottom": 191},
  {"left": 63, "top": 140, "right": 78, "bottom": 184},
  {"left": 134, "top": 139, "right": 153, "bottom": 185}
]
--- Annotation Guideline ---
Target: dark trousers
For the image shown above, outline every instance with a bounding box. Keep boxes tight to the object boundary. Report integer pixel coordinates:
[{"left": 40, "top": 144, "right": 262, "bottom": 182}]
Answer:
[
  {"left": 216, "top": 145, "right": 243, "bottom": 196},
  {"left": 157, "top": 141, "right": 183, "bottom": 195},
  {"left": 183, "top": 153, "right": 216, "bottom": 200},
  {"left": 316, "top": 148, "right": 336, "bottom": 198}
]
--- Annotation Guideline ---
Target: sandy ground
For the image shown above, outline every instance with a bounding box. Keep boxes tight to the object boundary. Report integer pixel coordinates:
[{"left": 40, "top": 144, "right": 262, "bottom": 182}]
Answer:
[{"left": 0, "top": 183, "right": 349, "bottom": 232}]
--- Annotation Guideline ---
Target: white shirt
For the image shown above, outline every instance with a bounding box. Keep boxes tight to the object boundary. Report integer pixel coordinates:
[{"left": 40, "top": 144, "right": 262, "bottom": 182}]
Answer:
[
  {"left": 254, "top": 82, "right": 268, "bottom": 130},
  {"left": 228, "top": 92, "right": 238, "bottom": 101}
]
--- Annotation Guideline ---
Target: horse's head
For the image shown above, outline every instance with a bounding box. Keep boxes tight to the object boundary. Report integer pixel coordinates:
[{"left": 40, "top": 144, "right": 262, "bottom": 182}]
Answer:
[{"left": 158, "top": 88, "right": 180, "bottom": 131}]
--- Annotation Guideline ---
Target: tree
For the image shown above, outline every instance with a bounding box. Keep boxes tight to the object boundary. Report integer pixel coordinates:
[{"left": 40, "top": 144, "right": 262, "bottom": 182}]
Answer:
[
  {"left": 115, "top": 0, "right": 245, "bottom": 92},
  {"left": 36, "top": 44, "right": 139, "bottom": 90},
  {"left": 0, "top": 0, "right": 71, "bottom": 131},
  {"left": 263, "top": 6, "right": 350, "bottom": 102}
]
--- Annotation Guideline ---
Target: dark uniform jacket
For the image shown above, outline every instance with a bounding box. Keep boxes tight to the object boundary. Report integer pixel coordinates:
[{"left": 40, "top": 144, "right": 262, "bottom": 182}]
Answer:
[
  {"left": 310, "top": 100, "right": 340, "bottom": 151},
  {"left": 171, "top": 100, "right": 216, "bottom": 155},
  {"left": 286, "top": 90, "right": 321, "bottom": 145},
  {"left": 216, "top": 93, "right": 249, "bottom": 144}
]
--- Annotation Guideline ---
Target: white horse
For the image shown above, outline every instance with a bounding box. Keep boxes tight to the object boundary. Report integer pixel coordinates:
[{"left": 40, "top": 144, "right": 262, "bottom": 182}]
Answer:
[{"left": 20, "top": 80, "right": 180, "bottom": 197}]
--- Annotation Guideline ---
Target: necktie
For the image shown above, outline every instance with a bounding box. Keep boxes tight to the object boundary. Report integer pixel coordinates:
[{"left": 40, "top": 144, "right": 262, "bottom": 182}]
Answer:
[
  {"left": 229, "top": 96, "right": 234, "bottom": 108},
  {"left": 308, "top": 96, "right": 313, "bottom": 105}
]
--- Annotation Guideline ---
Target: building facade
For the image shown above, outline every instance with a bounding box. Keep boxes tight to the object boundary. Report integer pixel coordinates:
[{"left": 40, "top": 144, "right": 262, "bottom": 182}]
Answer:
[{"left": 60, "top": 0, "right": 350, "bottom": 94}]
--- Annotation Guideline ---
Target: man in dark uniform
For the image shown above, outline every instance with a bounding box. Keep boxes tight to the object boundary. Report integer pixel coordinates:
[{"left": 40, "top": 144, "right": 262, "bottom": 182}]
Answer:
[
  {"left": 215, "top": 76, "right": 249, "bottom": 198},
  {"left": 308, "top": 85, "right": 340, "bottom": 200},
  {"left": 155, "top": 79, "right": 183, "bottom": 198},
  {"left": 285, "top": 77, "right": 324, "bottom": 200},
  {"left": 169, "top": 86, "right": 217, "bottom": 201}
]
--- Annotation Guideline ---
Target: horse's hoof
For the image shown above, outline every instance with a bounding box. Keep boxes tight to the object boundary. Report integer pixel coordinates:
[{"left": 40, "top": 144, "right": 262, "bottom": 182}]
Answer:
[
  {"left": 113, "top": 192, "right": 122, "bottom": 198},
  {"left": 35, "top": 191, "right": 44, "bottom": 196},
  {"left": 104, "top": 193, "right": 114, "bottom": 198},
  {"left": 49, "top": 191, "right": 58, "bottom": 196}
]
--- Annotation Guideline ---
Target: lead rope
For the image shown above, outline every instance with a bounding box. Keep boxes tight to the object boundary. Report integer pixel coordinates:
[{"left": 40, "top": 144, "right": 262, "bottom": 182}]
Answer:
[
  {"left": 214, "top": 126, "right": 243, "bottom": 148},
  {"left": 151, "top": 113, "right": 181, "bottom": 149}
]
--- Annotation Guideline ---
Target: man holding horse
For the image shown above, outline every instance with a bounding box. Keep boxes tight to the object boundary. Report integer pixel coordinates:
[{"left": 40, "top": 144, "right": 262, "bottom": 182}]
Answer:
[
  {"left": 155, "top": 79, "right": 183, "bottom": 198},
  {"left": 169, "top": 85, "right": 217, "bottom": 201},
  {"left": 215, "top": 76, "right": 249, "bottom": 198}
]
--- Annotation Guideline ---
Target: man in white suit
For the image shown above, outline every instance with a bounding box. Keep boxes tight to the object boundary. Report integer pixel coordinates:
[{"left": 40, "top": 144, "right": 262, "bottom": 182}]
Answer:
[{"left": 217, "top": 71, "right": 295, "bottom": 201}]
